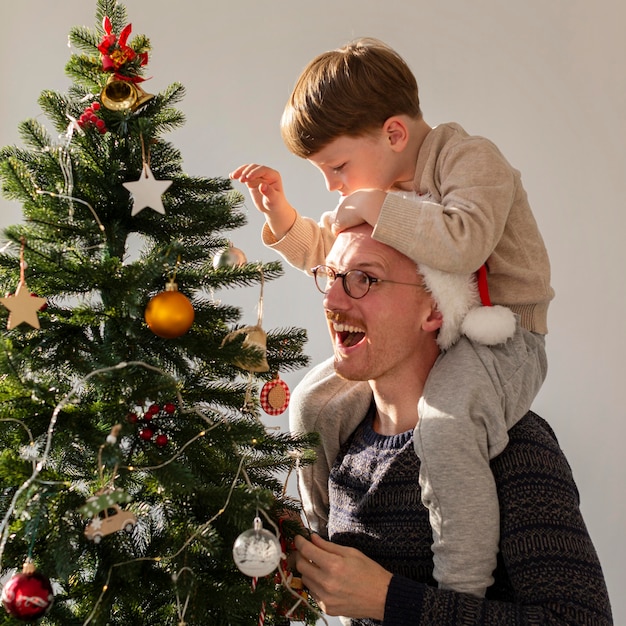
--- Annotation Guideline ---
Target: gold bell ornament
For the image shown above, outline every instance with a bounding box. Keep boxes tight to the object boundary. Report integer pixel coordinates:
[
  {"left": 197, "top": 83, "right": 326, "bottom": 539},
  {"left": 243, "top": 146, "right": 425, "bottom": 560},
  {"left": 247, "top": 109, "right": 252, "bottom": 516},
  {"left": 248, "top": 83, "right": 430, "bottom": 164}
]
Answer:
[{"left": 100, "top": 75, "right": 154, "bottom": 112}]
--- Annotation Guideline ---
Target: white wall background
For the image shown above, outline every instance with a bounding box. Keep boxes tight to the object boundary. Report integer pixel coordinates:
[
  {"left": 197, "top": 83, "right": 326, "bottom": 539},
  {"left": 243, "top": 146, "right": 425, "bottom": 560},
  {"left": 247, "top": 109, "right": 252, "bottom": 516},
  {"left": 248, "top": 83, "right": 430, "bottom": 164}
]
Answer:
[{"left": 2, "top": 2, "right": 624, "bottom": 624}]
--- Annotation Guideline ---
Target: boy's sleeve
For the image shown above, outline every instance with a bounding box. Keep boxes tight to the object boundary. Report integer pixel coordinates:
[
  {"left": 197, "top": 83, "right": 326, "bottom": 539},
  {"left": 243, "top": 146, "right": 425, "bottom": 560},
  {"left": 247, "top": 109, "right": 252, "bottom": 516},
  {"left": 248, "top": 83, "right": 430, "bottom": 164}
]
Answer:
[
  {"left": 262, "top": 211, "right": 336, "bottom": 274},
  {"left": 374, "top": 138, "right": 517, "bottom": 274}
]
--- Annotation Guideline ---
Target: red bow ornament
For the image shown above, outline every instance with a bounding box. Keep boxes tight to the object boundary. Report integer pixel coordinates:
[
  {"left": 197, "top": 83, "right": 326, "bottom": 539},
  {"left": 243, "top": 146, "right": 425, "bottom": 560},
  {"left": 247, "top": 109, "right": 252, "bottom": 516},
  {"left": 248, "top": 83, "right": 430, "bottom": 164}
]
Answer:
[{"left": 98, "top": 16, "right": 148, "bottom": 79}]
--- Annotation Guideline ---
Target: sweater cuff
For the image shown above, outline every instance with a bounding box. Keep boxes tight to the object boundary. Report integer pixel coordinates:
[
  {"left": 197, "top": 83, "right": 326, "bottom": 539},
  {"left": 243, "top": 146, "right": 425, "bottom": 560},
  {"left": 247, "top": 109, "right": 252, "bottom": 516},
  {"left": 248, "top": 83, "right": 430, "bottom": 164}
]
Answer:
[
  {"left": 373, "top": 194, "right": 423, "bottom": 261},
  {"left": 383, "top": 575, "right": 426, "bottom": 625},
  {"left": 261, "top": 216, "right": 312, "bottom": 273}
]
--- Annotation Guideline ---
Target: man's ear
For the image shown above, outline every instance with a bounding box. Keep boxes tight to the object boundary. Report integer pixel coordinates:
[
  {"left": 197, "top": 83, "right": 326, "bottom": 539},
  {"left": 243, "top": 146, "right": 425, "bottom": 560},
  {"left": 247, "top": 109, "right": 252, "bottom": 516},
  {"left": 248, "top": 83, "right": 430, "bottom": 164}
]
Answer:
[
  {"left": 422, "top": 307, "right": 443, "bottom": 332},
  {"left": 383, "top": 116, "right": 409, "bottom": 152}
]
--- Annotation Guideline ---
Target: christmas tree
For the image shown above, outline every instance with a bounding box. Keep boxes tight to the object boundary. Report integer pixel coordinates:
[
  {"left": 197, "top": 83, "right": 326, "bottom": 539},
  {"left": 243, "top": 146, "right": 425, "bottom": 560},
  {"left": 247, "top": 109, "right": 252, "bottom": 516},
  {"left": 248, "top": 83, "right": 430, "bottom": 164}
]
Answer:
[{"left": 0, "top": 1, "right": 319, "bottom": 624}]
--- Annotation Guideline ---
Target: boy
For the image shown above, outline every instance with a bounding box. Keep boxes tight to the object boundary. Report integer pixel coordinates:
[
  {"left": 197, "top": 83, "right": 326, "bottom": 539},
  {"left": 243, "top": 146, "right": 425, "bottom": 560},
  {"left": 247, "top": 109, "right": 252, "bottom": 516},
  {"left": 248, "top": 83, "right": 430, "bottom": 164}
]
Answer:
[{"left": 230, "top": 38, "right": 553, "bottom": 598}]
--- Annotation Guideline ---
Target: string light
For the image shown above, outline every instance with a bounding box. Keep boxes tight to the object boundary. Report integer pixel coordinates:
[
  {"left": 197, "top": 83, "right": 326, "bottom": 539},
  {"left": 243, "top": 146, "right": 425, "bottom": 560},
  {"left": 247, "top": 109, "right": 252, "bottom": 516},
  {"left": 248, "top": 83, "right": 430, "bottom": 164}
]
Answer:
[
  {"left": 172, "top": 566, "right": 193, "bottom": 624},
  {"left": 122, "top": 429, "right": 212, "bottom": 472},
  {"left": 0, "top": 358, "right": 320, "bottom": 624},
  {"left": 36, "top": 189, "right": 106, "bottom": 232},
  {"left": 83, "top": 456, "right": 249, "bottom": 624},
  {"left": 0, "top": 360, "right": 219, "bottom": 568}
]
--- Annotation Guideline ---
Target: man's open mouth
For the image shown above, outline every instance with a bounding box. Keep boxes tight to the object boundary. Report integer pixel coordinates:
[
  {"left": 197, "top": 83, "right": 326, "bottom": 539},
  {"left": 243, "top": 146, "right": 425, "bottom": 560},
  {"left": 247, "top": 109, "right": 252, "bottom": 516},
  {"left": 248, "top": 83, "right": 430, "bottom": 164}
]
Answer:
[{"left": 333, "top": 322, "right": 365, "bottom": 348}]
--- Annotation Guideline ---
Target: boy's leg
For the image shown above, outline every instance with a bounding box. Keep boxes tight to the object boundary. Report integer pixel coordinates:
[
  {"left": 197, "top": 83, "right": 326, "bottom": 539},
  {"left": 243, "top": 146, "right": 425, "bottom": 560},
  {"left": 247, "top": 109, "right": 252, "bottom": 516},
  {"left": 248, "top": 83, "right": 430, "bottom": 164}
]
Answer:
[
  {"left": 289, "top": 357, "right": 371, "bottom": 537},
  {"left": 415, "top": 324, "right": 547, "bottom": 596}
]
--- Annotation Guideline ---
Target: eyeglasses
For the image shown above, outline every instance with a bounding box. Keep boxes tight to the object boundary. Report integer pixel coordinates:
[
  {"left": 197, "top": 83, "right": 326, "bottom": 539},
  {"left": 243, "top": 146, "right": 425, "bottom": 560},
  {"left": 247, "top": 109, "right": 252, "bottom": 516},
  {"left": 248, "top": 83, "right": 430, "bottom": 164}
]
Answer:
[{"left": 311, "top": 265, "right": 423, "bottom": 300}]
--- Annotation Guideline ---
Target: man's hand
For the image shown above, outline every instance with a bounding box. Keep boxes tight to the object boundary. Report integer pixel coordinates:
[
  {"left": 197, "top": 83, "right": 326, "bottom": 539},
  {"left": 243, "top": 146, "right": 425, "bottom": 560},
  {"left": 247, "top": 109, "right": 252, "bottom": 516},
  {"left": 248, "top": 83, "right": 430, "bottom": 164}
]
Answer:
[
  {"left": 294, "top": 533, "right": 392, "bottom": 620},
  {"left": 332, "top": 189, "right": 388, "bottom": 235},
  {"left": 230, "top": 163, "right": 297, "bottom": 239}
]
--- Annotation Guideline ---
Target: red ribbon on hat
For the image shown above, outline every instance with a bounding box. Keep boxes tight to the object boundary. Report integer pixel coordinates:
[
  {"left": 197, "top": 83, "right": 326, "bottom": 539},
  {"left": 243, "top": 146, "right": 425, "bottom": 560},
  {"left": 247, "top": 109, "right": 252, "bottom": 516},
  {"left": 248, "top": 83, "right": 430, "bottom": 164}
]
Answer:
[{"left": 476, "top": 264, "right": 492, "bottom": 306}]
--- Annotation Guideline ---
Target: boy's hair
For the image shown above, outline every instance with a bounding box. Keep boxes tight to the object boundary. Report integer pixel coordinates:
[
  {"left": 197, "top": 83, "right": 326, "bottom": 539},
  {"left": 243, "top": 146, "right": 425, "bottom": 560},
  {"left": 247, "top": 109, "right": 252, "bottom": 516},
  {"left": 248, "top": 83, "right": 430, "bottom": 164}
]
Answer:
[{"left": 281, "top": 38, "right": 421, "bottom": 158}]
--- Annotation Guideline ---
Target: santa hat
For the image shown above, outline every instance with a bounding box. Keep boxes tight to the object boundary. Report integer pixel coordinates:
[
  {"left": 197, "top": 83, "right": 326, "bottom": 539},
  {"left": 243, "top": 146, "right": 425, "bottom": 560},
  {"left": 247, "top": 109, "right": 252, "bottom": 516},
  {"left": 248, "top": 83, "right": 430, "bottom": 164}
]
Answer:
[{"left": 419, "top": 262, "right": 516, "bottom": 350}]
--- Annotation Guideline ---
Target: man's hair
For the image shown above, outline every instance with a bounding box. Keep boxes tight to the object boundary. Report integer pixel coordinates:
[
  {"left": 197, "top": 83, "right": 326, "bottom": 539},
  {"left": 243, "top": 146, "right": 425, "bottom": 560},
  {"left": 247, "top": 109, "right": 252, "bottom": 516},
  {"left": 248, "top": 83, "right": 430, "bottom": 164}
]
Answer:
[{"left": 280, "top": 38, "right": 421, "bottom": 158}]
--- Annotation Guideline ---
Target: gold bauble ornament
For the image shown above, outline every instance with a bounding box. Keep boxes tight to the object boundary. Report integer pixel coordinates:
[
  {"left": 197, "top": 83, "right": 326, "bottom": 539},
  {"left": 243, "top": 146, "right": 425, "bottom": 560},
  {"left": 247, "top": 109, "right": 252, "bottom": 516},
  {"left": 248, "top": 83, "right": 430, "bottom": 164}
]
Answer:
[{"left": 145, "top": 281, "right": 194, "bottom": 339}]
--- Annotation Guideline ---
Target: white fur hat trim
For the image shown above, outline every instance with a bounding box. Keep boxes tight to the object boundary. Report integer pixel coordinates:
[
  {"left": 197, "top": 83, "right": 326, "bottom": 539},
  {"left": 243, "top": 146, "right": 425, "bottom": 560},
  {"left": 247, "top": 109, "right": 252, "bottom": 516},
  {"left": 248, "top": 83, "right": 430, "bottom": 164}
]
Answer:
[
  {"left": 419, "top": 263, "right": 516, "bottom": 350},
  {"left": 461, "top": 304, "right": 517, "bottom": 346}
]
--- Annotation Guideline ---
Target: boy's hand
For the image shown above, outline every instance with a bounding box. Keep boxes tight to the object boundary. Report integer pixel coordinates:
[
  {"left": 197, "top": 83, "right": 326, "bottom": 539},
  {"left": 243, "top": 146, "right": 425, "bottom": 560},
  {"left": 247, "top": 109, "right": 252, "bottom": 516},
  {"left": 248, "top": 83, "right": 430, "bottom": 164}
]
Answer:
[
  {"left": 229, "top": 163, "right": 297, "bottom": 239},
  {"left": 332, "top": 189, "right": 387, "bottom": 235},
  {"left": 229, "top": 164, "right": 285, "bottom": 215}
]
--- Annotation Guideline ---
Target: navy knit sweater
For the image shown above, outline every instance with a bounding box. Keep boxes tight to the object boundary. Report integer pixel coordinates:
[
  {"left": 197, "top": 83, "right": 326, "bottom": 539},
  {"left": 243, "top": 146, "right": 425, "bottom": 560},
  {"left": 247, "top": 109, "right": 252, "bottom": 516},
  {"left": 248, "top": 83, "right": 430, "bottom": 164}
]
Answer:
[{"left": 328, "top": 409, "right": 612, "bottom": 625}]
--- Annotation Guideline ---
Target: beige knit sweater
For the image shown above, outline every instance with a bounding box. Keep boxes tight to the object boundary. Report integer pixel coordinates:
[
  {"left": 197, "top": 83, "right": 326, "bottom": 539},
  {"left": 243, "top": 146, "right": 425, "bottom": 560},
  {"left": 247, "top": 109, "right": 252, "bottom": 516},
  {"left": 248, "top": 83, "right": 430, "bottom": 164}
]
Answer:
[{"left": 262, "top": 122, "right": 554, "bottom": 334}]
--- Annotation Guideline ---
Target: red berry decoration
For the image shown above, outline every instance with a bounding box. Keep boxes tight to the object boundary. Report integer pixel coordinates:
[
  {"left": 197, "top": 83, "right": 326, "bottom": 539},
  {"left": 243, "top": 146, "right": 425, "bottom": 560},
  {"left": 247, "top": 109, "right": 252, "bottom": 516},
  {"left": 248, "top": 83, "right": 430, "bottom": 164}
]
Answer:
[
  {"left": 139, "top": 427, "right": 154, "bottom": 441},
  {"left": 1, "top": 561, "right": 54, "bottom": 621},
  {"left": 77, "top": 102, "right": 107, "bottom": 134},
  {"left": 146, "top": 403, "right": 160, "bottom": 416},
  {"left": 129, "top": 401, "right": 177, "bottom": 447}
]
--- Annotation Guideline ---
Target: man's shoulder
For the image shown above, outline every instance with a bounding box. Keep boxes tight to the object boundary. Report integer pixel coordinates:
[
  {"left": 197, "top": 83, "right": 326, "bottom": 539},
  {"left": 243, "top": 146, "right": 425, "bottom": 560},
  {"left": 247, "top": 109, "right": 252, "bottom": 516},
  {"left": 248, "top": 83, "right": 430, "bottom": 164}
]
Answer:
[
  {"left": 493, "top": 411, "right": 577, "bottom": 491},
  {"left": 289, "top": 358, "right": 371, "bottom": 437},
  {"left": 506, "top": 411, "right": 560, "bottom": 449}
]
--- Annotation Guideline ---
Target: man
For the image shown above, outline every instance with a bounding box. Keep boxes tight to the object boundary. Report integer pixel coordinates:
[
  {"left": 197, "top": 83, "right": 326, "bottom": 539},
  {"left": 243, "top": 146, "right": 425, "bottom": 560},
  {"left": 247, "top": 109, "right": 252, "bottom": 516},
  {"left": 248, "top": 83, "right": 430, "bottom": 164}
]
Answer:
[
  {"left": 233, "top": 38, "right": 551, "bottom": 597},
  {"left": 291, "top": 224, "right": 612, "bottom": 625}
]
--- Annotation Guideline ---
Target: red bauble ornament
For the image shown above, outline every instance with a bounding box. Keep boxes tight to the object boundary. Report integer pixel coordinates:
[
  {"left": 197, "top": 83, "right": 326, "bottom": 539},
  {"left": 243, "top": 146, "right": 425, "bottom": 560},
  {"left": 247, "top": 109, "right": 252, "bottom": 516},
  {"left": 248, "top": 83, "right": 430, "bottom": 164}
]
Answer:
[
  {"left": 144, "top": 281, "right": 194, "bottom": 339},
  {"left": 1, "top": 561, "right": 54, "bottom": 621},
  {"left": 155, "top": 433, "right": 168, "bottom": 447}
]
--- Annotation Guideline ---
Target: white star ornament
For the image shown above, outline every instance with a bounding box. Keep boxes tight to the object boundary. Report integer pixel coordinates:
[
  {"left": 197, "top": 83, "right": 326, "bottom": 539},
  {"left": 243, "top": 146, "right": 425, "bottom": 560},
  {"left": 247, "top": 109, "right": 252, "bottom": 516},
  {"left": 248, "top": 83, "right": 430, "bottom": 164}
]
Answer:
[{"left": 123, "top": 163, "right": 172, "bottom": 216}]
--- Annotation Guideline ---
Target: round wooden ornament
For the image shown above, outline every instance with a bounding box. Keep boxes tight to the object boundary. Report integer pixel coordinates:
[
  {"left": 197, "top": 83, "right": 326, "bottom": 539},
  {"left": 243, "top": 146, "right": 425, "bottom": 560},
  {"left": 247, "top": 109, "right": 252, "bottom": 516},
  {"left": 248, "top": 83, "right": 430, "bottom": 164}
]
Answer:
[{"left": 260, "top": 375, "right": 290, "bottom": 415}]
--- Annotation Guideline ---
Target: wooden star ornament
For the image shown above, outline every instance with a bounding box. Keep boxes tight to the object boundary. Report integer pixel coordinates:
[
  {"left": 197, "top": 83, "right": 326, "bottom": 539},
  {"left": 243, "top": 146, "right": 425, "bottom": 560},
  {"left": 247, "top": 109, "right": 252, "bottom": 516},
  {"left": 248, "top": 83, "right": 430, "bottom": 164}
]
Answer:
[
  {"left": 0, "top": 283, "right": 47, "bottom": 330},
  {"left": 123, "top": 163, "right": 172, "bottom": 216},
  {"left": 0, "top": 239, "right": 47, "bottom": 330}
]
